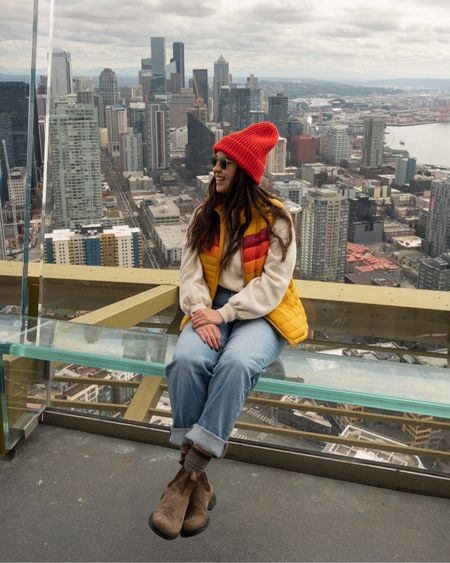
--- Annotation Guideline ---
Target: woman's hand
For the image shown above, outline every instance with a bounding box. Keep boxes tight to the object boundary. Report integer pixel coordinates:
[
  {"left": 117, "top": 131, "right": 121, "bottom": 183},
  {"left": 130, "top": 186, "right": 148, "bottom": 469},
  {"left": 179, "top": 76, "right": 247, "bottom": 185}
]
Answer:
[
  {"left": 191, "top": 308, "right": 224, "bottom": 328},
  {"left": 194, "top": 323, "right": 222, "bottom": 351}
]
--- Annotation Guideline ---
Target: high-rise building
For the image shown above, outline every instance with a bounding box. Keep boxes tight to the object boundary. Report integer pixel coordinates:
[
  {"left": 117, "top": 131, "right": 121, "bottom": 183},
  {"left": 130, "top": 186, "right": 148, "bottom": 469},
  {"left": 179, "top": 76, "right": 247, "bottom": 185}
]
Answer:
[
  {"left": 128, "top": 102, "right": 146, "bottom": 137},
  {"left": 7, "top": 167, "right": 26, "bottom": 207},
  {"left": 51, "top": 50, "right": 72, "bottom": 103},
  {"left": 300, "top": 188, "right": 349, "bottom": 282},
  {"left": 76, "top": 91, "right": 104, "bottom": 128},
  {"left": 268, "top": 93, "right": 288, "bottom": 129},
  {"left": 323, "top": 126, "right": 352, "bottom": 164},
  {"left": 168, "top": 92, "right": 196, "bottom": 128},
  {"left": 99, "top": 68, "right": 118, "bottom": 126},
  {"left": 291, "top": 135, "right": 316, "bottom": 165},
  {"left": 105, "top": 104, "right": 128, "bottom": 144},
  {"left": 150, "top": 37, "right": 166, "bottom": 95},
  {"left": 145, "top": 102, "right": 169, "bottom": 171},
  {"left": 362, "top": 115, "right": 386, "bottom": 167},
  {"left": 192, "top": 69, "right": 208, "bottom": 110},
  {"left": 267, "top": 137, "right": 287, "bottom": 174},
  {"left": 172, "top": 42, "right": 185, "bottom": 89},
  {"left": 246, "top": 74, "right": 261, "bottom": 112},
  {"left": 425, "top": 178, "right": 450, "bottom": 257},
  {"left": 213, "top": 55, "right": 229, "bottom": 122},
  {"left": 218, "top": 86, "right": 231, "bottom": 124},
  {"left": 395, "top": 157, "right": 417, "bottom": 187},
  {"left": 120, "top": 127, "right": 143, "bottom": 173},
  {"left": 229, "top": 87, "right": 251, "bottom": 132},
  {"left": 0, "top": 81, "right": 41, "bottom": 202},
  {"left": 45, "top": 225, "right": 142, "bottom": 268},
  {"left": 48, "top": 97, "right": 102, "bottom": 229},
  {"left": 417, "top": 253, "right": 450, "bottom": 291},
  {"left": 185, "top": 112, "right": 215, "bottom": 176}
]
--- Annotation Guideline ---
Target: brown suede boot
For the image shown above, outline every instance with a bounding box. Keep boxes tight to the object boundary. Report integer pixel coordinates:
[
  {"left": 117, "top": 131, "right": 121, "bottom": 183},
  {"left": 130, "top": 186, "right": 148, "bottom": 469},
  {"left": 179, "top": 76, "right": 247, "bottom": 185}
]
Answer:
[
  {"left": 148, "top": 467, "right": 196, "bottom": 540},
  {"left": 181, "top": 472, "right": 217, "bottom": 537}
]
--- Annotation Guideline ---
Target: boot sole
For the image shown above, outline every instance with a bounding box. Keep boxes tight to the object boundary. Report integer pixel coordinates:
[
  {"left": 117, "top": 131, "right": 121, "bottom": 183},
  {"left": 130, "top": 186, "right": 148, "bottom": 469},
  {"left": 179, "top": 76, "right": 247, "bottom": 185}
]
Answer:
[
  {"left": 180, "top": 492, "right": 217, "bottom": 538},
  {"left": 148, "top": 514, "right": 179, "bottom": 541}
]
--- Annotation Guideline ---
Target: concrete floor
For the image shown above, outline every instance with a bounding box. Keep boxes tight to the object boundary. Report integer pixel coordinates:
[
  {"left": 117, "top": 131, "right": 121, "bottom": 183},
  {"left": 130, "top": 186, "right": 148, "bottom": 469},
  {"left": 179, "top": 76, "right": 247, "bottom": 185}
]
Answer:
[{"left": 1, "top": 424, "right": 449, "bottom": 562}]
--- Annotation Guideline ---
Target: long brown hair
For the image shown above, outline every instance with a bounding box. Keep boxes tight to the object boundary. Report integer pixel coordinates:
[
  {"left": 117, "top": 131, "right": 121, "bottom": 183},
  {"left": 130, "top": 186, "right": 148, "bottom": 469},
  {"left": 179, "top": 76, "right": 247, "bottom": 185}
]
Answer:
[{"left": 186, "top": 167, "right": 293, "bottom": 268}]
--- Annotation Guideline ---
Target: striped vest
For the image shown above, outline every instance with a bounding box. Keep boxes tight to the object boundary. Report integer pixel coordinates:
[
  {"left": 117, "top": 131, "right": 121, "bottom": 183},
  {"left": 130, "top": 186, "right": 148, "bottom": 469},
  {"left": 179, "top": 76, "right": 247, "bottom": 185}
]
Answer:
[{"left": 180, "top": 202, "right": 308, "bottom": 346}]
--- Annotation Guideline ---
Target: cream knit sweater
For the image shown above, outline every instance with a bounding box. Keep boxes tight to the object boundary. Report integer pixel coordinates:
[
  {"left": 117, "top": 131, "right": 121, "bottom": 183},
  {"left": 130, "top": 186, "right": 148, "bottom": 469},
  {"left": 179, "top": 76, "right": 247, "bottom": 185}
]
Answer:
[{"left": 179, "top": 214, "right": 296, "bottom": 323}]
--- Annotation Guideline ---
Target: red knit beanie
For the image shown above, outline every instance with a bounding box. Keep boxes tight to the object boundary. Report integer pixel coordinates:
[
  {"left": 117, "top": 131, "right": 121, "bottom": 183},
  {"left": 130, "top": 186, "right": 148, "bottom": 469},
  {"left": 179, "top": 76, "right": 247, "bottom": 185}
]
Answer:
[{"left": 213, "top": 121, "right": 279, "bottom": 185}]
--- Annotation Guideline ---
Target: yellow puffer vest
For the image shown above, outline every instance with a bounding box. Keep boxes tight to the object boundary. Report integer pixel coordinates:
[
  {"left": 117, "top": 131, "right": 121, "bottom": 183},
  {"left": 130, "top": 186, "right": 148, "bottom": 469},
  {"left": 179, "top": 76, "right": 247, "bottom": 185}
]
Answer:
[{"left": 180, "top": 201, "right": 308, "bottom": 346}]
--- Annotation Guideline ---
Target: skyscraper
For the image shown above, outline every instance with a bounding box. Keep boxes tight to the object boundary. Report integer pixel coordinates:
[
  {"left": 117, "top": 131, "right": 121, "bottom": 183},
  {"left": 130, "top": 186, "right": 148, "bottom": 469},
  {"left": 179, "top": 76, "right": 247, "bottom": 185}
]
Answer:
[
  {"left": 229, "top": 87, "right": 251, "bottom": 132},
  {"left": 395, "top": 157, "right": 417, "bottom": 187},
  {"left": 213, "top": 55, "right": 229, "bottom": 122},
  {"left": 267, "top": 137, "right": 287, "bottom": 174},
  {"left": 105, "top": 104, "right": 128, "bottom": 144},
  {"left": 268, "top": 93, "right": 288, "bottom": 129},
  {"left": 362, "top": 115, "right": 386, "bottom": 167},
  {"left": 120, "top": 128, "right": 143, "bottom": 173},
  {"left": 192, "top": 69, "right": 208, "bottom": 109},
  {"left": 323, "top": 126, "right": 352, "bottom": 164},
  {"left": 99, "top": 68, "right": 118, "bottom": 126},
  {"left": 150, "top": 37, "right": 166, "bottom": 95},
  {"left": 51, "top": 49, "right": 72, "bottom": 103},
  {"left": 145, "top": 102, "right": 169, "bottom": 171},
  {"left": 425, "top": 178, "right": 450, "bottom": 257},
  {"left": 185, "top": 112, "right": 215, "bottom": 176},
  {"left": 48, "top": 97, "right": 102, "bottom": 229},
  {"left": 172, "top": 42, "right": 185, "bottom": 89},
  {"left": 0, "top": 82, "right": 41, "bottom": 201},
  {"left": 300, "top": 188, "right": 349, "bottom": 282}
]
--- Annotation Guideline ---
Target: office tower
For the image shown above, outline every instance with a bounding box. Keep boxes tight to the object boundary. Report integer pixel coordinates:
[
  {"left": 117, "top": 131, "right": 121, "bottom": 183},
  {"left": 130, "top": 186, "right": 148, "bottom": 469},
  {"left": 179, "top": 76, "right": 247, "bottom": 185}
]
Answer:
[
  {"left": 417, "top": 253, "right": 450, "bottom": 290},
  {"left": 168, "top": 92, "right": 196, "bottom": 128},
  {"left": 7, "top": 167, "right": 26, "bottom": 207},
  {"left": 105, "top": 104, "right": 127, "bottom": 144},
  {"left": 120, "top": 127, "right": 143, "bottom": 172},
  {"left": 48, "top": 98, "right": 102, "bottom": 229},
  {"left": 268, "top": 93, "right": 288, "bottom": 129},
  {"left": 73, "top": 76, "right": 94, "bottom": 92},
  {"left": 250, "top": 111, "right": 266, "bottom": 124},
  {"left": 362, "top": 115, "right": 386, "bottom": 167},
  {"left": 172, "top": 42, "right": 185, "bottom": 88},
  {"left": 99, "top": 68, "right": 118, "bottom": 126},
  {"left": 267, "top": 137, "right": 287, "bottom": 174},
  {"left": 185, "top": 112, "right": 215, "bottom": 176},
  {"left": 218, "top": 86, "right": 231, "bottom": 123},
  {"left": 128, "top": 102, "right": 146, "bottom": 136},
  {"left": 291, "top": 135, "right": 316, "bottom": 165},
  {"left": 45, "top": 225, "right": 142, "bottom": 268},
  {"left": 51, "top": 50, "right": 72, "bottom": 103},
  {"left": 192, "top": 69, "right": 208, "bottom": 109},
  {"left": 229, "top": 87, "right": 251, "bottom": 132},
  {"left": 145, "top": 102, "right": 169, "bottom": 171},
  {"left": 395, "top": 157, "right": 417, "bottom": 187},
  {"left": 213, "top": 55, "right": 229, "bottom": 122},
  {"left": 300, "top": 188, "right": 349, "bottom": 282},
  {"left": 76, "top": 91, "right": 104, "bottom": 128},
  {"left": 246, "top": 74, "right": 260, "bottom": 112},
  {"left": 425, "top": 178, "right": 450, "bottom": 257},
  {"left": 323, "top": 126, "right": 351, "bottom": 164},
  {"left": 150, "top": 37, "right": 166, "bottom": 95},
  {"left": 0, "top": 82, "right": 41, "bottom": 202}
]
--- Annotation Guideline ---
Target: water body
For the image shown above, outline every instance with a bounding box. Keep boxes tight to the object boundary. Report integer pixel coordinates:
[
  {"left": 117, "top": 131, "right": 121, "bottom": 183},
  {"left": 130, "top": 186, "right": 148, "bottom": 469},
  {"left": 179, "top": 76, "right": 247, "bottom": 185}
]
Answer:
[{"left": 385, "top": 123, "right": 450, "bottom": 168}]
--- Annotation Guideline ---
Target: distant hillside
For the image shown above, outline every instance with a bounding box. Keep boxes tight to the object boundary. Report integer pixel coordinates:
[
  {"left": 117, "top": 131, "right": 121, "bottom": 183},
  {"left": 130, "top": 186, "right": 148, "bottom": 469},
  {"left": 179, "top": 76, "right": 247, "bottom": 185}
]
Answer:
[
  {"left": 259, "top": 79, "right": 403, "bottom": 97},
  {"left": 363, "top": 78, "right": 450, "bottom": 92},
  {"left": 0, "top": 72, "right": 29, "bottom": 82}
]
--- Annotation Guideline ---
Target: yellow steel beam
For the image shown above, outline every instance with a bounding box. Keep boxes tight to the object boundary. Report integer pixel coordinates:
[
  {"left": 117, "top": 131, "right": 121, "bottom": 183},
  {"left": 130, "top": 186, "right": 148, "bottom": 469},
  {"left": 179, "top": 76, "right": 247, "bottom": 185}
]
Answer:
[
  {"left": 71, "top": 285, "right": 178, "bottom": 328},
  {"left": 123, "top": 377, "right": 163, "bottom": 422}
]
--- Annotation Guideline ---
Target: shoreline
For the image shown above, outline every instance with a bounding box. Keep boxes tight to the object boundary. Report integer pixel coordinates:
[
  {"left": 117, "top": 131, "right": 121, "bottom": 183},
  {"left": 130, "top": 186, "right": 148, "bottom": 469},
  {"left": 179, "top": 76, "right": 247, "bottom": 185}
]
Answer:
[{"left": 386, "top": 121, "right": 450, "bottom": 127}]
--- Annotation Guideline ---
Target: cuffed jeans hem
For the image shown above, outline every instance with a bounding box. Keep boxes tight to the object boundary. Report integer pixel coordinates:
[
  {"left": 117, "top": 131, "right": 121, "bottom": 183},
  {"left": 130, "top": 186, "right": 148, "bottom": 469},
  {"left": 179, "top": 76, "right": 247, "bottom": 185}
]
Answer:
[
  {"left": 185, "top": 423, "right": 227, "bottom": 458},
  {"left": 169, "top": 427, "right": 192, "bottom": 447}
]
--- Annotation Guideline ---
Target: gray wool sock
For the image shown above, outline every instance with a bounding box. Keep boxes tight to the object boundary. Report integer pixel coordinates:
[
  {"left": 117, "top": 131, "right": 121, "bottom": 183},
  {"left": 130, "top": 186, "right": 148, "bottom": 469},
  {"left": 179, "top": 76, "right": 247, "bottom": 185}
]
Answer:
[{"left": 184, "top": 447, "right": 211, "bottom": 478}]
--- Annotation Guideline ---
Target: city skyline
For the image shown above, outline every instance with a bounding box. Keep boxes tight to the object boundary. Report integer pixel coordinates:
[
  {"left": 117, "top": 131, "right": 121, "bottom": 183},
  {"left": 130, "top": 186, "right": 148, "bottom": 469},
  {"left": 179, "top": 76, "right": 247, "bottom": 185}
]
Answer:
[{"left": 2, "top": 0, "right": 450, "bottom": 80}]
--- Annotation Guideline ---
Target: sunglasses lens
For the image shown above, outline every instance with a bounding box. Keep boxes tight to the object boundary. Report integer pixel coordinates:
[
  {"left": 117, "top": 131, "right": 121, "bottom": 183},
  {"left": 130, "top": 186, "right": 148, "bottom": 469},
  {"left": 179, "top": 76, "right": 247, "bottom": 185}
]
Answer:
[
  {"left": 219, "top": 157, "right": 227, "bottom": 170},
  {"left": 211, "top": 156, "right": 218, "bottom": 167}
]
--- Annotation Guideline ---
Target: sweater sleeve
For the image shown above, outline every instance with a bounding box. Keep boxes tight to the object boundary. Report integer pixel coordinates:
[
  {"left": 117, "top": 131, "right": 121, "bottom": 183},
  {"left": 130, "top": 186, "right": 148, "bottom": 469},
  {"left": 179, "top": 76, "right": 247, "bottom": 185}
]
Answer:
[
  {"left": 216, "top": 215, "right": 296, "bottom": 322},
  {"left": 179, "top": 215, "right": 212, "bottom": 316}
]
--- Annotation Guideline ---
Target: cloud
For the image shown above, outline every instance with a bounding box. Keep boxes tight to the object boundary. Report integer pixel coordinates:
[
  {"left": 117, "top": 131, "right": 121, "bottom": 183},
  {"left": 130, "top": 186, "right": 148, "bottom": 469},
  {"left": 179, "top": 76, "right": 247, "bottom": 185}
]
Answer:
[{"left": 2, "top": 0, "right": 450, "bottom": 80}]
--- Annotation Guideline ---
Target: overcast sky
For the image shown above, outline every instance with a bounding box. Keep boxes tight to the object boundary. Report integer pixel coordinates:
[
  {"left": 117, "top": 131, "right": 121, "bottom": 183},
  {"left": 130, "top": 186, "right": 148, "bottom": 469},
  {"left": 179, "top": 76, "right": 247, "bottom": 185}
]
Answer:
[{"left": 2, "top": 0, "right": 450, "bottom": 81}]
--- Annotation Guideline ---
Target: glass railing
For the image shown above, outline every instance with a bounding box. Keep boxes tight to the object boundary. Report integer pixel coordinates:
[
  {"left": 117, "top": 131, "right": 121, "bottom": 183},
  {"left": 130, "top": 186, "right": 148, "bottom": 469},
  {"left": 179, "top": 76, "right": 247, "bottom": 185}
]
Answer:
[{"left": 1, "top": 312, "right": 449, "bottom": 475}]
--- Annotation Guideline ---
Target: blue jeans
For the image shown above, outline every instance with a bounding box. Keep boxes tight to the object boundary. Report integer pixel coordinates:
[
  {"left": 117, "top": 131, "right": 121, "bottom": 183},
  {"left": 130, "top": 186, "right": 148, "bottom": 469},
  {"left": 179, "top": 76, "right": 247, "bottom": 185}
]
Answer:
[{"left": 165, "top": 287, "right": 286, "bottom": 458}]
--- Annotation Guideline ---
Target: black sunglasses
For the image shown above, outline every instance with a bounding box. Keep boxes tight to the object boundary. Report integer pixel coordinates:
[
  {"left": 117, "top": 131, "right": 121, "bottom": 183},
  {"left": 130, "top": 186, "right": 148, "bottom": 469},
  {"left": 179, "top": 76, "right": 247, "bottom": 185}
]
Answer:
[{"left": 211, "top": 155, "right": 234, "bottom": 170}]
